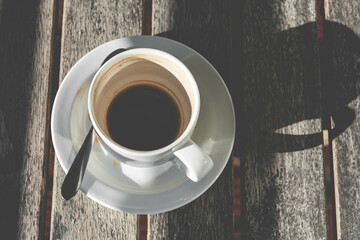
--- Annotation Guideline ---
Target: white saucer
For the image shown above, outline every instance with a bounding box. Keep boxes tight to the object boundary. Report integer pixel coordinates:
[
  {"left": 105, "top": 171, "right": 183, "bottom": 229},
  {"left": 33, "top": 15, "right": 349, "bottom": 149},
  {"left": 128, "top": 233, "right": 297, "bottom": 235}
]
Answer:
[{"left": 51, "top": 36, "right": 235, "bottom": 214}]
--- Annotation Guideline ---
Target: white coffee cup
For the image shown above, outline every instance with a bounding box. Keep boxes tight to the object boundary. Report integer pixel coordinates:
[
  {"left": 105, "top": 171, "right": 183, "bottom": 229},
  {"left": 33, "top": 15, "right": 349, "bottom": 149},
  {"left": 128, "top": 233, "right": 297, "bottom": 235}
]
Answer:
[{"left": 88, "top": 48, "right": 213, "bottom": 182}]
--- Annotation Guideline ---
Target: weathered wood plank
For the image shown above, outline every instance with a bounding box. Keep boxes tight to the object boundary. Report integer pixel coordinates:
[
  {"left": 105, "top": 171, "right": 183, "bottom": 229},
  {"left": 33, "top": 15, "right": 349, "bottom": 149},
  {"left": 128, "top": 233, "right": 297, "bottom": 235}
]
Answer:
[
  {"left": 0, "top": 0, "right": 55, "bottom": 239},
  {"left": 50, "top": 0, "right": 143, "bottom": 239},
  {"left": 150, "top": 0, "right": 234, "bottom": 239},
  {"left": 326, "top": 1, "right": 360, "bottom": 239},
  {"left": 236, "top": 0, "right": 328, "bottom": 239}
]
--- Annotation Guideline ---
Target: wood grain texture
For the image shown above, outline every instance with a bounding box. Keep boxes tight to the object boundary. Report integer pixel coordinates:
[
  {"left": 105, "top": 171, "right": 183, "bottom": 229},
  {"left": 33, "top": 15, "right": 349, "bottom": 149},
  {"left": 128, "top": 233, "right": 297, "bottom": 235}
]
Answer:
[
  {"left": 326, "top": 1, "right": 360, "bottom": 239},
  {"left": 0, "top": 0, "right": 55, "bottom": 239},
  {"left": 50, "top": 0, "right": 142, "bottom": 239},
  {"left": 150, "top": 0, "right": 234, "bottom": 239},
  {"left": 236, "top": 0, "right": 328, "bottom": 239}
]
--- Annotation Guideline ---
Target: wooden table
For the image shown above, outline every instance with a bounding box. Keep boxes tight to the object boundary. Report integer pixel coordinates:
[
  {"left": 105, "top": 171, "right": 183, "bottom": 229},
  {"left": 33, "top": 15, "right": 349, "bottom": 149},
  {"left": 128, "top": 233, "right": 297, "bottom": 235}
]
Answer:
[{"left": 1, "top": 0, "right": 359, "bottom": 239}]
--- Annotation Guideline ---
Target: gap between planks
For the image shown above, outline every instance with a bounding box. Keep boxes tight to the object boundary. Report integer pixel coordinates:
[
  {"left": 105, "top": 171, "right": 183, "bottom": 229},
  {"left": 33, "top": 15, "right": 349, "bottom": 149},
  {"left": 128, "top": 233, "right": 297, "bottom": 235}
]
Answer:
[
  {"left": 317, "top": 0, "right": 338, "bottom": 239},
  {"left": 42, "top": 0, "right": 64, "bottom": 239},
  {"left": 139, "top": 0, "right": 152, "bottom": 238}
]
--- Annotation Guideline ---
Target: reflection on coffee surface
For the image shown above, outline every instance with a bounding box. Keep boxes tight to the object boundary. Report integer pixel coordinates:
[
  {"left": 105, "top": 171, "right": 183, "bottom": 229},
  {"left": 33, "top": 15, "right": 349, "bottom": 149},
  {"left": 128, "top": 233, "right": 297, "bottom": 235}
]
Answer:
[{"left": 106, "top": 82, "right": 183, "bottom": 151}]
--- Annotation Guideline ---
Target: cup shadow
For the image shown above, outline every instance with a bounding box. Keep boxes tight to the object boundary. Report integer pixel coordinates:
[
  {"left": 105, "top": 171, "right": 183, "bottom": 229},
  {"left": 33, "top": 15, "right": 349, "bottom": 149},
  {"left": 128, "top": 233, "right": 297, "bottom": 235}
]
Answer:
[
  {"left": 157, "top": 20, "right": 360, "bottom": 154},
  {"left": 236, "top": 21, "right": 359, "bottom": 155}
]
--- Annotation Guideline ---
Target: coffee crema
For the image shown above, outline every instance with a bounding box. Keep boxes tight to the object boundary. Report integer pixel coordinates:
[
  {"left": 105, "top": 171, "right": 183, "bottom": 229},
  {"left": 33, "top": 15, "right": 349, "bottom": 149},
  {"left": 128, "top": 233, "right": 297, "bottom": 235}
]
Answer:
[{"left": 106, "top": 82, "right": 183, "bottom": 151}]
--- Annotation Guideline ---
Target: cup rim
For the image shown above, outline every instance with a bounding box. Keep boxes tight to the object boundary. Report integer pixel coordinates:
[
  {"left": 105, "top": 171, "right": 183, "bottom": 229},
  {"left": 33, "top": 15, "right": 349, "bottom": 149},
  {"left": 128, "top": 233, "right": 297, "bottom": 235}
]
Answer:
[{"left": 88, "top": 48, "right": 200, "bottom": 160}]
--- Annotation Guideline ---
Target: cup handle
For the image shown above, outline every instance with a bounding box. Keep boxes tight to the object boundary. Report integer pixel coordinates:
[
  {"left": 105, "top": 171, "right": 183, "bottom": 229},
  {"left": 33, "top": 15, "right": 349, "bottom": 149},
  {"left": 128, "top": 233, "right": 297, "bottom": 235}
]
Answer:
[{"left": 172, "top": 139, "right": 213, "bottom": 182}]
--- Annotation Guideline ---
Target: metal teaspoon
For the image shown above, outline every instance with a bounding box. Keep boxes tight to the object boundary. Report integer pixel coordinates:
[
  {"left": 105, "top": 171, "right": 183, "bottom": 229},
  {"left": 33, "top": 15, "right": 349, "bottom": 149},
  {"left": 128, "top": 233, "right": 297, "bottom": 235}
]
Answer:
[{"left": 61, "top": 48, "right": 127, "bottom": 200}]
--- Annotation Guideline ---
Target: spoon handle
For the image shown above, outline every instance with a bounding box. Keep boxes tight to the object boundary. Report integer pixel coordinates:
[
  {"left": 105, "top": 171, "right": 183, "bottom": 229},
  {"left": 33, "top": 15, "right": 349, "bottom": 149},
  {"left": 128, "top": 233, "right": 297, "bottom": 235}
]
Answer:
[
  {"left": 60, "top": 48, "right": 127, "bottom": 201},
  {"left": 61, "top": 126, "right": 94, "bottom": 200}
]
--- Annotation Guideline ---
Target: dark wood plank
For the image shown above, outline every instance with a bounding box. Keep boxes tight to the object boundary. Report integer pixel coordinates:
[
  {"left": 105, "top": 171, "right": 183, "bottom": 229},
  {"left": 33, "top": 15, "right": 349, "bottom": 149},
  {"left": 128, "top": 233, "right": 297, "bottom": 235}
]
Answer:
[
  {"left": 50, "top": 0, "right": 143, "bottom": 239},
  {"left": 0, "top": 0, "right": 3, "bottom": 25},
  {"left": 236, "top": 0, "right": 328, "bottom": 239},
  {"left": 326, "top": 1, "right": 360, "bottom": 239},
  {"left": 150, "top": 0, "right": 234, "bottom": 239},
  {"left": 0, "top": 0, "right": 55, "bottom": 239}
]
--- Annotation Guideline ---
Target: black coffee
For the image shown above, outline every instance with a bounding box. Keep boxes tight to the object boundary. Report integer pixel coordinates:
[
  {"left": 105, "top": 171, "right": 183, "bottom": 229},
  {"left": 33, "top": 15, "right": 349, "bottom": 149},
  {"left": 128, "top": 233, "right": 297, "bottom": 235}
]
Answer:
[{"left": 106, "top": 83, "right": 182, "bottom": 151}]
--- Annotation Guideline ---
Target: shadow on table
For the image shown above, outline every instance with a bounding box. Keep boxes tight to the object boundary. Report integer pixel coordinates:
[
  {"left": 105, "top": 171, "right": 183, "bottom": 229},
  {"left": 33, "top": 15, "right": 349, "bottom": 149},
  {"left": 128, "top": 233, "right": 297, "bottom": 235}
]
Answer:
[
  {"left": 231, "top": 13, "right": 360, "bottom": 240},
  {"left": 0, "top": 0, "right": 42, "bottom": 239},
  {"left": 157, "top": 22, "right": 359, "bottom": 156},
  {"left": 233, "top": 20, "right": 360, "bottom": 156},
  {"left": 155, "top": 12, "right": 360, "bottom": 237}
]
